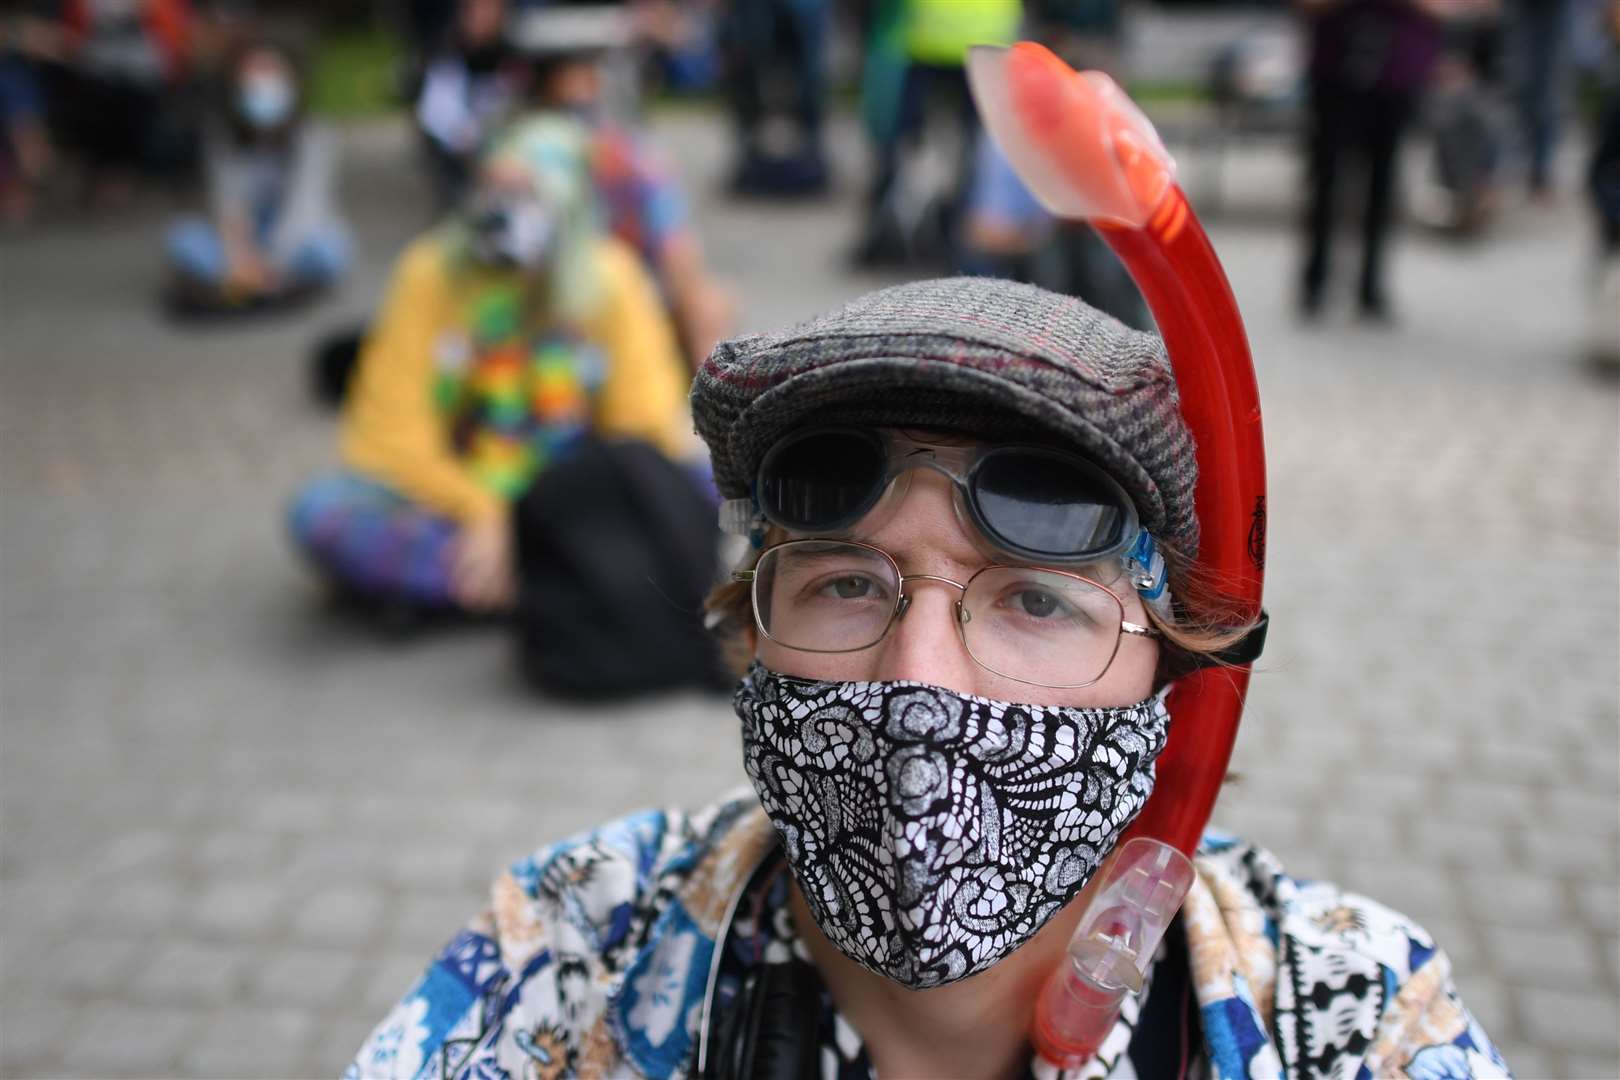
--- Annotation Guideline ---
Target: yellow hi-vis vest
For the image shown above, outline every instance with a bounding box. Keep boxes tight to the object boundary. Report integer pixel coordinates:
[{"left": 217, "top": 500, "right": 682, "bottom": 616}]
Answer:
[{"left": 903, "top": 0, "right": 1023, "bottom": 66}]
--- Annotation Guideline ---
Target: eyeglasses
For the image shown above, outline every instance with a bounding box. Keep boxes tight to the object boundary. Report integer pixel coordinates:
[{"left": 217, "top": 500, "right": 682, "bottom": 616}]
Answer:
[
  {"left": 751, "top": 427, "right": 1141, "bottom": 567},
  {"left": 734, "top": 539, "right": 1159, "bottom": 688}
]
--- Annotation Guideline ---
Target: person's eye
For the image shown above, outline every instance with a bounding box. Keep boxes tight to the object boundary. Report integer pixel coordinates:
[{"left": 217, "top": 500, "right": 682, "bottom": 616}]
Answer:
[
  {"left": 794, "top": 568, "right": 889, "bottom": 604},
  {"left": 825, "top": 575, "right": 876, "bottom": 600},
  {"left": 994, "top": 582, "right": 1103, "bottom": 625},
  {"left": 1012, "top": 587, "right": 1064, "bottom": 618}
]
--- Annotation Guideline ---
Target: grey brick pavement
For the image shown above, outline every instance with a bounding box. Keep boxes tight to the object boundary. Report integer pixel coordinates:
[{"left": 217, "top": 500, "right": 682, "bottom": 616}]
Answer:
[{"left": 2, "top": 112, "right": 1617, "bottom": 1078}]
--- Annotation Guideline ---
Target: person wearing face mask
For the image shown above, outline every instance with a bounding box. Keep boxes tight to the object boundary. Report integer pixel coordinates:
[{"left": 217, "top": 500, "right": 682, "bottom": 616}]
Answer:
[
  {"left": 417, "top": 0, "right": 524, "bottom": 212},
  {"left": 163, "top": 39, "right": 349, "bottom": 312},
  {"left": 347, "top": 277, "right": 1509, "bottom": 1078},
  {"left": 288, "top": 115, "right": 692, "bottom": 618},
  {"left": 309, "top": 10, "right": 730, "bottom": 409}
]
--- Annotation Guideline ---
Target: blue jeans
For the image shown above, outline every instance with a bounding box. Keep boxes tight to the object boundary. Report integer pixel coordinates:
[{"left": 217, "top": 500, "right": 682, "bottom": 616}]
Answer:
[
  {"left": 1506, "top": 0, "right": 1575, "bottom": 189},
  {"left": 166, "top": 214, "right": 351, "bottom": 289}
]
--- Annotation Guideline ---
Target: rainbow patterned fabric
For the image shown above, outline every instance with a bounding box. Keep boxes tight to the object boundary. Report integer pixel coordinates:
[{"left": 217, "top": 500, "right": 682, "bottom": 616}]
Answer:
[{"left": 433, "top": 285, "right": 607, "bottom": 499}]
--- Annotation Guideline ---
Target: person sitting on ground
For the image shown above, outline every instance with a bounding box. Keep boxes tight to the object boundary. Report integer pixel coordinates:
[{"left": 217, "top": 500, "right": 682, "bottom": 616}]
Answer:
[
  {"left": 305, "top": 13, "right": 733, "bottom": 409},
  {"left": 288, "top": 115, "right": 693, "bottom": 617},
  {"left": 347, "top": 277, "right": 1510, "bottom": 1078},
  {"left": 164, "top": 39, "right": 348, "bottom": 312}
]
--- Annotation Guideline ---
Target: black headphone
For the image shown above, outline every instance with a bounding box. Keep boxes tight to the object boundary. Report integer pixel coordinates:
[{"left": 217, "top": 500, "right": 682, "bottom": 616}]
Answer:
[
  {"left": 688, "top": 861, "right": 1200, "bottom": 1080},
  {"left": 698, "top": 956, "right": 823, "bottom": 1080},
  {"left": 690, "top": 847, "right": 823, "bottom": 1080}
]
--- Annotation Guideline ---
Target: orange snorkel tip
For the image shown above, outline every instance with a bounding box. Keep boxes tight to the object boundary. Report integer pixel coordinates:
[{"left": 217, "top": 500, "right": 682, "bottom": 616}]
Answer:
[{"left": 968, "top": 43, "right": 1177, "bottom": 229}]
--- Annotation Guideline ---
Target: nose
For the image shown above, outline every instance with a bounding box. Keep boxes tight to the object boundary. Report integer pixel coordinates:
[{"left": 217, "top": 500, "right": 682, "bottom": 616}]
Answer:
[{"left": 872, "top": 577, "right": 979, "bottom": 693}]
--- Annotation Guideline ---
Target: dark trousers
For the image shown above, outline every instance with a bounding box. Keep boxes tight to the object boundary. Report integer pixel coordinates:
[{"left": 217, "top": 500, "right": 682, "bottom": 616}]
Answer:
[
  {"left": 1302, "top": 82, "right": 1417, "bottom": 310},
  {"left": 860, "top": 62, "right": 979, "bottom": 260},
  {"left": 1505, "top": 0, "right": 1573, "bottom": 191},
  {"left": 725, "top": 0, "right": 828, "bottom": 154},
  {"left": 66, "top": 74, "right": 163, "bottom": 172},
  {"left": 1592, "top": 91, "right": 1620, "bottom": 255}
]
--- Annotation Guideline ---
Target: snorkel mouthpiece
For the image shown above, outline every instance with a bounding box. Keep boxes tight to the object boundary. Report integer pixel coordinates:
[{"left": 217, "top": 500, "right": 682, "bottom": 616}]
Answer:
[{"left": 1033, "top": 839, "right": 1195, "bottom": 1069}]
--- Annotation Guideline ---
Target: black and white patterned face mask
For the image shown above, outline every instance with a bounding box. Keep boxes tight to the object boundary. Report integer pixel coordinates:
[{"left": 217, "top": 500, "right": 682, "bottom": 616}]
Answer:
[{"left": 736, "top": 662, "right": 1172, "bottom": 989}]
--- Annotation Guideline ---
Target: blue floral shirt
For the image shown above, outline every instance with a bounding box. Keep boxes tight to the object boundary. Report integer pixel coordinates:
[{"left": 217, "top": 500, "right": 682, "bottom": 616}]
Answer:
[{"left": 345, "top": 794, "right": 1510, "bottom": 1079}]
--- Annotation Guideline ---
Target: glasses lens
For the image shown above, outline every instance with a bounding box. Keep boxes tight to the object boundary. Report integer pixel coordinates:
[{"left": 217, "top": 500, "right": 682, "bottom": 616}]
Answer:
[
  {"left": 754, "top": 541, "right": 900, "bottom": 652},
  {"left": 960, "top": 567, "right": 1124, "bottom": 687},
  {"left": 758, "top": 430, "right": 887, "bottom": 533},
  {"left": 970, "top": 450, "right": 1130, "bottom": 559}
]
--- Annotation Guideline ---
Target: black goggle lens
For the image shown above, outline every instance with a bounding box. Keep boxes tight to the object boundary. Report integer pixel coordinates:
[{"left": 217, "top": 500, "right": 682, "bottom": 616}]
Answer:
[
  {"left": 758, "top": 430, "right": 887, "bottom": 532},
  {"left": 758, "top": 431, "right": 1132, "bottom": 561},
  {"left": 970, "top": 449, "right": 1127, "bottom": 558}
]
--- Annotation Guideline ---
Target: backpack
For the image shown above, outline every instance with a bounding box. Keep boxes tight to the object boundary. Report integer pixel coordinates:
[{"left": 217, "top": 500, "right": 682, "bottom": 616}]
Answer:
[
  {"left": 308, "top": 324, "right": 365, "bottom": 410},
  {"left": 513, "top": 437, "right": 729, "bottom": 698}
]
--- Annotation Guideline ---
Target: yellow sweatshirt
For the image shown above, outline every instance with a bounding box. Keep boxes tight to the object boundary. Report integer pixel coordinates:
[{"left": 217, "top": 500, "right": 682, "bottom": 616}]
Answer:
[{"left": 341, "top": 232, "right": 693, "bottom": 525}]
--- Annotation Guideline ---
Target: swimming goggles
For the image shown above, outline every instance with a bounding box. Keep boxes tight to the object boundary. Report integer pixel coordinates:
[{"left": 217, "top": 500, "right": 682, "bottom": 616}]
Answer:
[{"left": 719, "top": 427, "right": 1167, "bottom": 602}]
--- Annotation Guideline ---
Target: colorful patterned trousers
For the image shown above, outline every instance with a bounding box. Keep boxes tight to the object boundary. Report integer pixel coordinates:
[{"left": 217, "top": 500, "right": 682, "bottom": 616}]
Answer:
[{"left": 287, "top": 470, "right": 461, "bottom": 607}]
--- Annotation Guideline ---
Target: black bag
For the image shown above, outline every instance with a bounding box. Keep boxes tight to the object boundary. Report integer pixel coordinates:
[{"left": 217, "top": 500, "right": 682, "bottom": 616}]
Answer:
[
  {"left": 513, "top": 437, "right": 728, "bottom": 698},
  {"left": 309, "top": 324, "right": 366, "bottom": 410}
]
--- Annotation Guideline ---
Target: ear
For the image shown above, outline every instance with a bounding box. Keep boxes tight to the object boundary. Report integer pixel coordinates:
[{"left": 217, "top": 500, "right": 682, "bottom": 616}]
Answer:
[{"left": 719, "top": 621, "right": 756, "bottom": 679}]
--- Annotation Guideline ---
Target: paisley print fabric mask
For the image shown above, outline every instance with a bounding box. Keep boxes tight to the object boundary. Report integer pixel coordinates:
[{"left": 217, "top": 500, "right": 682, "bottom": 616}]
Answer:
[{"left": 735, "top": 662, "right": 1172, "bottom": 989}]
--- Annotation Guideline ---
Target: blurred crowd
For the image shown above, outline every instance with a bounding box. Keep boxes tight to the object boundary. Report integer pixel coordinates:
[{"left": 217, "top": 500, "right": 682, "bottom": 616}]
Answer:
[
  {"left": 3, "top": 1, "right": 1614, "bottom": 312},
  {"left": 2, "top": 0, "right": 1616, "bottom": 695},
  {"left": 1294, "top": 0, "right": 1619, "bottom": 327}
]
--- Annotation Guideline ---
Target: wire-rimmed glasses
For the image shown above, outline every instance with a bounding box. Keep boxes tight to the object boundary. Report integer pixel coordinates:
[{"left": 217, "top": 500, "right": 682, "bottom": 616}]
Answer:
[{"left": 734, "top": 539, "right": 1158, "bottom": 689}]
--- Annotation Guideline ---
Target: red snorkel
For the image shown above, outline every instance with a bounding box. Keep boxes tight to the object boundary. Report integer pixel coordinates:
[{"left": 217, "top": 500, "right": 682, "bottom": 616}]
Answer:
[{"left": 967, "top": 43, "right": 1268, "bottom": 1067}]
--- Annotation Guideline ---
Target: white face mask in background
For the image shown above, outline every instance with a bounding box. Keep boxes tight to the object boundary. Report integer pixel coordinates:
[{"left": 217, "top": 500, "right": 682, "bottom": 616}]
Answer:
[
  {"left": 735, "top": 662, "right": 1172, "bottom": 989},
  {"left": 467, "top": 195, "right": 557, "bottom": 272},
  {"left": 239, "top": 75, "right": 295, "bottom": 130}
]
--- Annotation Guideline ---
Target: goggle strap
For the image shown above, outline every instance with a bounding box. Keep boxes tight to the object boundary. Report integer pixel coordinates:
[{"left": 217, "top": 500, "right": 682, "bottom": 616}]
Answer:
[
  {"left": 719, "top": 498, "right": 769, "bottom": 548},
  {"left": 1125, "top": 529, "right": 1171, "bottom": 616}
]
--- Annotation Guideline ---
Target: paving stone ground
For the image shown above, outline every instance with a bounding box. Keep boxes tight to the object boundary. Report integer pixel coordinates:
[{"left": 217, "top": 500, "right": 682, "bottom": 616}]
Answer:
[{"left": 2, "top": 109, "right": 1616, "bottom": 1079}]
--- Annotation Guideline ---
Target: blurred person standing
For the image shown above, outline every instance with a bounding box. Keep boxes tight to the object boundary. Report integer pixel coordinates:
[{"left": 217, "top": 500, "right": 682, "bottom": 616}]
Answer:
[
  {"left": 1587, "top": 0, "right": 1620, "bottom": 364},
  {"left": 417, "top": 0, "right": 525, "bottom": 212},
  {"left": 853, "top": 0, "right": 1022, "bottom": 266},
  {"left": 405, "top": 0, "right": 458, "bottom": 79},
  {"left": 288, "top": 116, "right": 693, "bottom": 617},
  {"left": 164, "top": 39, "right": 350, "bottom": 312},
  {"left": 721, "top": 0, "right": 831, "bottom": 195},
  {"left": 1415, "top": 9, "right": 1512, "bottom": 234},
  {"left": 0, "top": 15, "right": 58, "bottom": 225},
  {"left": 1503, "top": 0, "right": 1575, "bottom": 197},
  {"left": 518, "top": 5, "right": 735, "bottom": 367},
  {"left": 1296, "top": 0, "right": 1470, "bottom": 321}
]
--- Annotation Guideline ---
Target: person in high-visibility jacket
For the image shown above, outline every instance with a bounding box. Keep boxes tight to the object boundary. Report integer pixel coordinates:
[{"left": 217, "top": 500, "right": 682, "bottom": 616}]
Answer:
[{"left": 853, "top": 0, "right": 1022, "bottom": 266}]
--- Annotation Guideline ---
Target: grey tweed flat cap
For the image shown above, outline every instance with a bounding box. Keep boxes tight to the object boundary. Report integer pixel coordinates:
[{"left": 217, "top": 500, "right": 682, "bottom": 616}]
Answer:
[{"left": 691, "top": 276, "right": 1200, "bottom": 556}]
